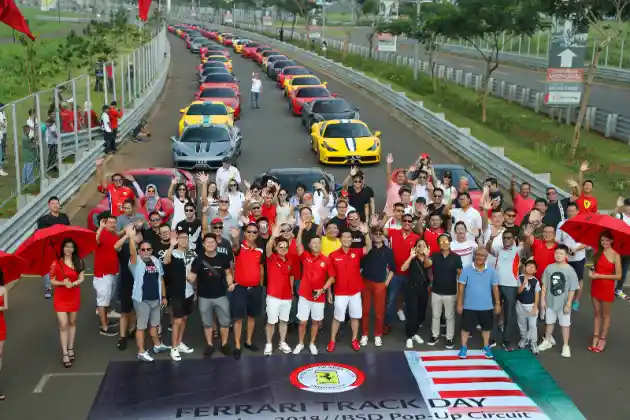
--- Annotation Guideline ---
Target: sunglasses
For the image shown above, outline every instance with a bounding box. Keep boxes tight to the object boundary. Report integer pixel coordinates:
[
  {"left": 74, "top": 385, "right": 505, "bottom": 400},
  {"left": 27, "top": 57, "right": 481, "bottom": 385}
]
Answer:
[
  {"left": 246, "top": 230, "right": 258, "bottom": 234},
  {"left": 353, "top": 180, "right": 363, "bottom": 184},
  {"left": 219, "top": 200, "right": 229, "bottom": 204},
  {"left": 213, "top": 224, "right": 224, "bottom": 229},
  {"left": 140, "top": 247, "right": 152, "bottom": 252},
  {"left": 505, "top": 213, "right": 516, "bottom": 217},
  {"left": 418, "top": 176, "right": 427, "bottom": 180},
  {"left": 150, "top": 218, "right": 161, "bottom": 222},
  {"left": 229, "top": 184, "right": 237, "bottom": 187},
  {"left": 280, "top": 229, "right": 291, "bottom": 234},
  {"left": 185, "top": 209, "right": 195, "bottom": 212},
  {"left": 251, "top": 206, "right": 261, "bottom": 210},
  {"left": 433, "top": 194, "right": 443, "bottom": 198},
  {"left": 402, "top": 219, "right": 413, "bottom": 223}
]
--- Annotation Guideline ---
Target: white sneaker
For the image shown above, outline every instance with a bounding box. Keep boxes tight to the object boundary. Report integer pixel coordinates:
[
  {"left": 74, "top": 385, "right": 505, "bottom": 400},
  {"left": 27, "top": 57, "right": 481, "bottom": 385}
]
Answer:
[
  {"left": 360, "top": 335, "right": 368, "bottom": 347},
  {"left": 293, "top": 344, "right": 304, "bottom": 354},
  {"left": 561, "top": 345, "right": 571, "bottom": 358},
  {"left": 279, "top": 342, "right": 292, "bottom": 354},
  {"left": 108, "top": 310, "right": 122, "bottom": 319},
  {"left": 538, "top": 339, "right": 553, "bottom": 352},
  {"left": 137, "top": 351, "right": 154, "bottom": 362},
  {"left": 412, "top": 335, "right": 424, "bottom": 344},
  {"left": 549, "top": 335, "right": 556, "bottom": 346},
  {"left": 374, "top": 336, "right": 383, "bottom": 347},
  {"left": 170, "top": 347, "right": 181, "bottom": 361},
  {"left": 177, "top": 342, "right": 194, "bottom": 354},
  {"left": 406, "top": 338, "right": 414, "bottom": 349},
  {"left": 264, "top": 343, "right": 273, "bottom": 356},
  {"left": 518, "top": 338, "right": 529, "bottom": 349},
  {"left": 153, "top": 343, "right": 170, "bottom": 353},
  {"left": 0, "top": 170, "right": 7, "bottom": 176},
  {"left": 397, "top": 310, "right": 406, "bottom": 322},
  {"left": 309, "top": 343, "right": 318, "bottom": 355}
]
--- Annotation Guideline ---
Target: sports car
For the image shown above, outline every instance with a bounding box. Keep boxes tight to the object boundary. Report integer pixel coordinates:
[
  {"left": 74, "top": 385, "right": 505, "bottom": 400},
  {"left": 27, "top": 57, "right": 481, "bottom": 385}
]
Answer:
[
  {"left": 198, "top": 67, "right": 231, "bottom": 84},
  {"left": 259, "top": 50, "right": 280, "bottom": 67},
  {"left": 267, "top": 60, "right": 296, "bottom": 80},
  {"left": 288, "top": 87, "right": 336, "bottom": 116},
  {"left": 203, "top": 55, "right": 232, "bottom": 72},
  {"left": 217, "top": 32, "right": 232, "bottom": 43},
  {"left": 185, "top": 33, "right": 203, "bottom": 48},
  {"left": 284, "top": 75, "right": 327, "bottom": 98},
  {"left": 197, "top": 60, "right": 229, "bottom": 76},
  {"left": 195, "top": 86, "right": 241, "bottom": 119},
  {"left": 199, "top": 73, "right": 240, "bottom": 94},
  {"left": 202, "top": 49, "right": 229, "bottom": 61},
  {"left": 222, "top": 35, "right": 235, "bottom": 46},
  {"left": 172, "top": 124, "right": 243, "bottom": 170},
  {"left": 310, "top": 119, "right": 381, "bottom": 165},
  {"left": 178, "top": 101, "right": 234, "bottom": 136},
  {"left": 264, "top": 55, "right": 288, "bottom": 74},
  {"left": 190, "top": 38, "right": 210, "bottom": 54},
  {"left": 252, "top": 46, "right": 273, "bottom": 62},
  {"left": 207, "top": 29, "right": 219, "bottom": 39},
  {"left": 233, "top": 39, "right": 250, "bottom": 53},
  {"left": 242, "top": 42, "right": 261, "bottom": 57},
  {"left": 277, "top": 66, "right": 311, "bottom": 88},
  {"left": 301, "top": 98, "right": 359, "bottom": 132}
]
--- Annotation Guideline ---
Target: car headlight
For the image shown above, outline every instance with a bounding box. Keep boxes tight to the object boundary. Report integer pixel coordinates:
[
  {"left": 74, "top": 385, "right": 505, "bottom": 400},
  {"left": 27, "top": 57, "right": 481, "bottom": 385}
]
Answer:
[
  {"left": 367, "top": 139, "right": 379, "bottom": 151},
  {"left": 322, "top": 141, "right": 337, "bottom": 152}
]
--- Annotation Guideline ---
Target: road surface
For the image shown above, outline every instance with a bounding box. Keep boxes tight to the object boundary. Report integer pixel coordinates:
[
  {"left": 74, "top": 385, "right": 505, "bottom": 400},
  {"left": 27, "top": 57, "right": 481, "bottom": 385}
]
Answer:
[{"left": 1, "top": 34, "right": 628, "bottom": 420}]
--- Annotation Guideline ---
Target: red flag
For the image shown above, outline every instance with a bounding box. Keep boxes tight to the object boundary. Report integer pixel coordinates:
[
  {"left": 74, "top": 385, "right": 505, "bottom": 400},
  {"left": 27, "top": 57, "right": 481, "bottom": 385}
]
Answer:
[
  {"left": 138, "top": 0, "right": 152, "bottom": 22},
  {"left": 0, "top": 0, "right": 35, "bottom": 41}
]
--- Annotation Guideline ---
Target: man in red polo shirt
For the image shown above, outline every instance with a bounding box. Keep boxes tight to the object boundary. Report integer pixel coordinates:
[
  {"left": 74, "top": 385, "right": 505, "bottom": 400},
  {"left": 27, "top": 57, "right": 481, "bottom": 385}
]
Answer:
[
  {"left": 261, "top": 190, "right": 277, "bottom": 227},
  {"left": 327, "top": 224, "right": 372, "bottom": 352},
  {"left": 96, "top": 159, "right": 136, "bottom": 222},
  {"left": 229, "top": 224, "right": 264, "bottom": 360},
  {"left": 95, "top": 213, "right": 120, "bottom": 336},
  {"left": 510, "top": 176, "right": 535, "bottom": 226},
  {"left": 525, "top": 224, "right": 558, "bottom": 286},
  {"left": 108, "top": 100, "right": 123, "bottom": 145},
  {"left": 264, "top": 227, "right": 294, "bottom": 356},
  {"left": 294, "top": 221, "right": 334, "bottom": 355}
]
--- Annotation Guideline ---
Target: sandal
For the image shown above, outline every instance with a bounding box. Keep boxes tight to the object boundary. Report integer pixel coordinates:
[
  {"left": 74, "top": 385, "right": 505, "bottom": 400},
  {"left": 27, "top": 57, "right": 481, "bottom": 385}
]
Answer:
[
  {"left": 593, "top": 337, "right": 607, "bottom": 353},
  {"left": 587, "top": 335, "right": 599, "bottom": 352},
  {"left": 67, "top": 348, "right": 75, "bottom": 362},
  {"left": 62, "top": 353, "right": 72, "bottom": 368}
]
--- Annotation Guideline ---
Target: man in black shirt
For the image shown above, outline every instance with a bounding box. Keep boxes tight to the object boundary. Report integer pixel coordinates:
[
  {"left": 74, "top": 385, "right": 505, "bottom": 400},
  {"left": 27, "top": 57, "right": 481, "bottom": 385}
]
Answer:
[
  {"left": 328, "top": 200, "right": 350, "bottom": 233},
  {"left": 175, "top": 202, "right": 202, "bottom": 254},
  {"left": 210, "top": 218, "right": 235, "bottom": 261},
  {"left": 346, "top": 211, "right": 366, "bottom": 249},
  {"left": 37, "top": 196, "right": 70, "bottom": 298},
  {"left": 293, "top": 207, "right": 319, "bottom": 248},
  {"left": 114, "top": 226, "right": 143, "bottom": 350},
  {"left": 143, "top": 211, "right": 163, "bottom": 247},
  {"left": 346, "top": 172, "right": 374, "bottom": 221},
  {"left": 153, "top": 225, "right": 172, "bottom": 262},
  {"left": 189, "top": 234, "right": 235, "bottom": 357},
  {"left": 428, "top": 234, "right": 462, "bottom": 349}
]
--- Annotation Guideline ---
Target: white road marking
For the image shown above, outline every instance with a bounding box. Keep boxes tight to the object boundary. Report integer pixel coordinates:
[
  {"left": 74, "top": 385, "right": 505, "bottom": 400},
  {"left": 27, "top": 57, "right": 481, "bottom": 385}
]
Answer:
[{"left": 33, "top": 372, "right": 104, "bottom": 393}]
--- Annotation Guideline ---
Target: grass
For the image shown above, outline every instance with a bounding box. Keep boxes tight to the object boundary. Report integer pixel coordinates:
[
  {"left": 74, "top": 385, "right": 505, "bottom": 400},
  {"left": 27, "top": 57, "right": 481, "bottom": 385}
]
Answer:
[
  {"left": 0, "top": 7, "right": 88, "bottom": 38},
  {"left": 255, "top": 28, "right": 627, "bottom": 207}
]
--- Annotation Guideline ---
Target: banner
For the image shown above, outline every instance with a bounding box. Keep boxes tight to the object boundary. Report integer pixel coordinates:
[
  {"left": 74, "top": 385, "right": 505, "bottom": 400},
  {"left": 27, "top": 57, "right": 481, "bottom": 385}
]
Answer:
[
  {"left": 224, "top": 10, "right": 233, "bottom": 23},
  {"left": 40, "top": 0, "right": 57, "bottom": 12},
  {"left": 262, "top": 9, "right": 272, "bottom": 26},
  {"left": 377, "top": 32, "right": 397, "bottom": 52},
  {"left": 378, "top": 0, "right": 399, "bottom": 22}
]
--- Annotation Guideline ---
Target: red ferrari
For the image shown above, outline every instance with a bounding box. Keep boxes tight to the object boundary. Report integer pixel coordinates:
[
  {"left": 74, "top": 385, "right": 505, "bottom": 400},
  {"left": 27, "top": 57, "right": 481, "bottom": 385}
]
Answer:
[
  {"left": 289, "top": 87, "right": 336, "bottom": 116},
  {"left": 195, "top": 86, "right": 242, "bottom": 119},
  {"left": 199, "top": 73, "right": 240, "bottom": 94},
  {"left": 277, "top": 66, "right": 311, "bottom": 89},
  {"left": 253, "top": 47, "right": 275, "bottom": 64},
  {"left": 86, "top": 168, "right": 196, "bottom": 231},
  {"left": 222, "top": 35, "right": 235, "bottom": 46},
  {"left": 257, "top": 50, "right": 280, "bottom": 66},
  {"left": 241, "top": 42, "right": 260, "bottom": 57}
]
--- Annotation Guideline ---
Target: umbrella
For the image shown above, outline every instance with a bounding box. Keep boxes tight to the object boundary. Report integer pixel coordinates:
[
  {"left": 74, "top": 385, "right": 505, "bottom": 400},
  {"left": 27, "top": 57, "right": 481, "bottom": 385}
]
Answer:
[
  {"left": 0, "top": 251, "right": 28, "bottom": 284},
  {"left": 15, "top": 225, "right": 97, "bottom": 276},
  {"left": 560, "top": 213, "right": 630, "bottom": 256}
]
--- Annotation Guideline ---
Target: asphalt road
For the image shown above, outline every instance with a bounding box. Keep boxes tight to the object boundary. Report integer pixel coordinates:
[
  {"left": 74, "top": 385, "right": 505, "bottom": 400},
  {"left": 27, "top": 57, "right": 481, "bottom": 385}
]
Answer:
[
  {"left": 1, "top": 34, "right": 629, "bottom": 420},
  {"left": 289, "top": 25, "right": 630, "bottom": 115}
]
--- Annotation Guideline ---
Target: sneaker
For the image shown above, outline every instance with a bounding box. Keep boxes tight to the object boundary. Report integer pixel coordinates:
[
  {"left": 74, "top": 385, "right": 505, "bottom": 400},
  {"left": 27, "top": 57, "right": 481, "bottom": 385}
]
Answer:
[
  {"left": 412, "top": 335, "right": 424, "bottom": 345},
  {"left": 531, "top": 341, "right": 539, "bottom": 355},
  {"left": 293, "top": 344, "right": 304, "bottom": 355},
  {"left": 153, "top": 343, "right": 170, "bottom": 353},
  {"left": 458, "top": 346, "right": 468, "bottom": 359},
  {"left": 204, "top": 345, "right": 215, "bottom": 357},
  {"left": 117, "top": 337, "right": 127, "bottom": 351},
  {"left": 264, "top": 343, "right": 273, "bottom": 356},
  {"left": 518, "top": 338, "right": 529, "bottom": 349},
  {"left": 572, "top": 301, "right": 580, "bottom": 311},
  {"left": 561, "top": 345, "right": 571, "bottom": 358},
  {"left": 233, "top": 348, "right": 242, "bottom": 359},
  {"left": 170, "top": 348, "right": 181, "bottom": 361},
  {"left": 489, "top": 340, "right": 497, "bottom": 348},
  {"left": 177, "top": 342, "right": 194, "bottom": 354},
  {"left": 538, "top": 339, "right": 553, "bottom": 352},
  {"left": 351, "top": 339, "right": 361, "bottom": 351},
  {"left": 397, "top": 310, "right": 406, "bottom": 322},
  {"left": 309, "top": 343, "right": 319, "bottom": 355},
  {"left": 502, "top": 342, "right": 514, "bottom": 352},
  {"left": 360, "top": 336, "right": 368, "bottom": 347},
  {"left": 615, "top": 290, "right": 627, "bottom": 299},
  {"left": 44, "top": 288, "right": 53, "bottom": 299},
  {"left": 137, "top": 351, "right": 154, "bottom": 362},
  {"left": 326, "top": 340, "right": 336, "bottom": 352},
  {"left": 0, "top": 170, "right": 7, "bottom": 176},
  {"left": 108, "top": 310, "right": 122, "bottom": 319},
  {"left": 221, "top": 344, "right": 231, "bottom": 356},
  {"left": 100, "top": 327, "right": 117, "bottom": 336},
  {"left": 374, "top": 336, "right": 383, "bottom": 347},
  {"left": 406, "top": 338, "right": 414, "bottom": 349},
  {"left": 427, "top": 336, "right": 439, "bottom": 346},
  {"left": 445, "top": 339, "right": 454, "bottom": 349},
  {"left": 549, "top": 336, "right": 556, "bottom": 346},
  {"left": 483, "top": 345, "right": 494, "bottom": 359},
  {"left": 244, "top": 342, "right": 260, "bottom": 352},
  {"left": 279, "top": 342, "right": 292, "bottom": 354}
]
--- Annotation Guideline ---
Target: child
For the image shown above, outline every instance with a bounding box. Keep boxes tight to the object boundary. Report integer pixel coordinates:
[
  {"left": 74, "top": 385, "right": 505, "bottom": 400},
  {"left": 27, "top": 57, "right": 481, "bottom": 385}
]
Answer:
[{"left": 516, "top": 259, "right": 541, "bottom": 354}]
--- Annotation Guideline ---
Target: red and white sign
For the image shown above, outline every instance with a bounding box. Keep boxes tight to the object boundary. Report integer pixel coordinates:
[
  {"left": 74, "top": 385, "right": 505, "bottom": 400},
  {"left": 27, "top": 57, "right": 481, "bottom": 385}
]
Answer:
[
  {"left": 377, "top": 33, "right": 397, "bottom": 52},
  {"left": 224, "top": 11, "right": 233, "bottom": 23},
  {"left": 546, "top": 68, "right": 584, "bottom": 82}
]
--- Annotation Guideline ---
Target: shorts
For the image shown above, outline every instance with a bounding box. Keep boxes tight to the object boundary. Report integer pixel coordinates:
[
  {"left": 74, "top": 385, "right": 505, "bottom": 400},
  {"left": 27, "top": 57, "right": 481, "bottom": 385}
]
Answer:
[
  {"left": 462, "top": 309, "right": 494, "bottom": 332},
  {"left": 118, "top": 276, "right": 134, "bottom": 314},
  {"left": 296, "top": 296, "right": 325, "bottom": 322},
  {"left": 170, "top": 296, "right": 194, "bottom": 319},
  {"left": 199, "top": 296, "right": 231, "bottom": 328},
  {"left": 266, "top": 296, "right": 292, "bottom": 324},
  {"left": 545, "top": 307, "right": 571, "bottom": 327},
  {"left": 134, "top": 300, "right": 161, "bottom": 330},
  {"left": 231, "top": 285, "right": 263, "bottom": 320},
  {"left": 93, "top": 275, "right": 116, "bottom": 307},
  {"left": 334, "top": 293, "right": 362, "bottom": 322},
  {"left": 569, "top": 259, "right": 586, "bottom": 280}
]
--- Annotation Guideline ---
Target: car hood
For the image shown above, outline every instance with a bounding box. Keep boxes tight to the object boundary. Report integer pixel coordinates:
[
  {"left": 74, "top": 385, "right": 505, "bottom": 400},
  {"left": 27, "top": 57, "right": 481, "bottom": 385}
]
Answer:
[
  {"left": 198, "top": 97, "right": 239, "bottom": 108},
  {"left": 311, "top": 111, "right": 357, "bottom": 120},
  {"left": 201, "top": 83, "right": 239, "bottom": 91},
  {"left": 182, "top": 115, "right": 232, "bottom": 126},
  {"left": 174, "top": 141, "right": 233, "bottom": 157},
  {"left": 293, "top": 97, "right": 329, "bottom": 103},
  {"left": 323, "top": 136, "right": 379, "bottom": 152}
]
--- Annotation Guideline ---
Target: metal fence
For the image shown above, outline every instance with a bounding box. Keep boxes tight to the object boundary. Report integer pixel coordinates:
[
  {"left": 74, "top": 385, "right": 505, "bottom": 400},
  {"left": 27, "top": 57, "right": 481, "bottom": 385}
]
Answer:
[{"left": 0, "top": 27, "right": 170, "bottom": 252}]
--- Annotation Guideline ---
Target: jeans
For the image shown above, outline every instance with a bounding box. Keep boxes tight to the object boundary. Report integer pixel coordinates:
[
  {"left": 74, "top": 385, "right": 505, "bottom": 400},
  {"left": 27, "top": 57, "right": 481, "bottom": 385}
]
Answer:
[
  {"left": 46, "top": 144, "right": 58, "bottom": 171},
  {"left": 431, "top": 293, "right": 456, "bottom": 340},
  {"left": 289, "top": 279, "right": 300, "bottom": 324},
  {"left": 23, "top": 162, "right": 35, "bottom": 185},
  {"left": 404, "top": 283, "right": 429, "bottom": 339},
  {"left": 250, "top": 91, "right": 260, "bottom": 108},
  {"left": 516, "top": 302, "right": 537, "bottom": 343},
  {"left": 361, "top": 279, "right": 387, "bottom": 336},
  {"left": 43, "top": 274, "right": 51, "bottom": 290},
  {"left": 615, "top": 256, "right": 630, "bottom": 292},
  {"left": 385, "top": 274, "right": 407, "bottom": 325},
  {"left": 495, "top": 285, "right": 518, "bottom": 345}
]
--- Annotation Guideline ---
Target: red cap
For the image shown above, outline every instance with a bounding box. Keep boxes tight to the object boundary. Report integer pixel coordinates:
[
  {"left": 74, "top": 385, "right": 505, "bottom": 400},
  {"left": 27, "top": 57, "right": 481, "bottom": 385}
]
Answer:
[
  {"left": 340, "top": 190, "right": 349, "bottom": 197},
  {"left": 211, "top": 218, "right": 223, "bottom": 225},
  {"left": 421, "top": 153, "right": 430, "bottom": 159}
]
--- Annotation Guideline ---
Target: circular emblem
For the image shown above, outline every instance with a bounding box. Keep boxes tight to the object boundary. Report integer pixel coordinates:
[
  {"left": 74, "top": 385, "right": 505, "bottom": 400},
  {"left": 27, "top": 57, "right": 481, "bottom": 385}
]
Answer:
[
  {"left": 320, "top": 262, "right": 325, "bottom": 268},
  {"left": 351, "top": 253, "right": 356, "bottom": 259},
  {"left": 290, "top": 363, "right": 365, "bottom": 394}
]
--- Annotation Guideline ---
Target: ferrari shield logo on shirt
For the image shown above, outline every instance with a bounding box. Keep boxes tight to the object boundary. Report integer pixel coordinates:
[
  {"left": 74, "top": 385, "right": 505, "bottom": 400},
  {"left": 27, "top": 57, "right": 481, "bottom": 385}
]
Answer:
[
  {"left": 583, "top": 199, "right": 592, "bottom": 209},
  {"left": 351, "top": 253, "right": 356, "bottom": 259},
  {"left": 344, "top": 138, "right": 356, "bottom": 152}
]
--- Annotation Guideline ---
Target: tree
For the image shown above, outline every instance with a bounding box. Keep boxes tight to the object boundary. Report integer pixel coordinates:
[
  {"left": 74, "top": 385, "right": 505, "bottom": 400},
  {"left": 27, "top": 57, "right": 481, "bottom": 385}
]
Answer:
[
  {"left": 55, "top": 30, "right": 86, "bottom": 80},
  {"left": 541, "top": 0, "right": 630, "bottom": 158},
  {"left": 359, "top": 0, "right": 379, "bottom": 58},
  {"left": 441, "top": 0, "right": 544, "bottom": 122}
]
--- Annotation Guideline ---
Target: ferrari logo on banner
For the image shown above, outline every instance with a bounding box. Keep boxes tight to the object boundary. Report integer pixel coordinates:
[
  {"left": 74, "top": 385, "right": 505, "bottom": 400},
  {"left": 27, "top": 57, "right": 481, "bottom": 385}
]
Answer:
[{"left": 377, "top": 32, "right": 397, "bottom": 52}]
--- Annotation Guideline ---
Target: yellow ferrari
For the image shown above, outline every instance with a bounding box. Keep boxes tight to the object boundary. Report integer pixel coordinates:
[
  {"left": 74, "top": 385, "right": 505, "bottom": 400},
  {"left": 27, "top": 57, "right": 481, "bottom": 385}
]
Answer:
[
  {"left": 284, "top": 75, "right": 327, "bottom": 97},
  {"left": 178, "top": 101, "right": 234, "bottom": 137},
  {"left": 203, "top": 55, "right": 233, "bottom": 72},
  {"left": 310, "top": 119, "right": 381, "bottom": 165},
  {"left": 233, "top": 39, "right": 249, "bottom": 53}
]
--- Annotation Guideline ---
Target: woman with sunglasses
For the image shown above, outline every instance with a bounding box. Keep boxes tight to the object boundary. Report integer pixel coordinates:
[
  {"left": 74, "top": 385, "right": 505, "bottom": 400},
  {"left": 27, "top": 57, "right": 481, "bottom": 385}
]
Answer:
[
  {"left": 226, "top": 180, "right": 245, "bottom": 219},
  {"left": 168, "top": 178, "right": 192, "bottom": 229},
  {"left": 140, "top": 184, "right": 166, "bottom": 224},
  {"left": 50, "top": 239, "right": 85, "bottom": 368},
  {"left": 275, "top": 188, "right": 294, "bottom": 226},
  {"left": 400, "top": 239, "right": 432, "bottom": 349},
  {"left": 0, "top": 270, "right": 7, "bottom": 400},
  {"left": 200, "top": 175, "right": 220, "bottom": 211}
]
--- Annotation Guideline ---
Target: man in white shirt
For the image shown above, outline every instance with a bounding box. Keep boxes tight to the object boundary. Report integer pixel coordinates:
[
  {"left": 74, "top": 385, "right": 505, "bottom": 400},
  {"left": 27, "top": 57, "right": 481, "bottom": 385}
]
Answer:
[
  {"left": 556, "top": 202, "right": 587, "bottom": 309},
  {"left": 251, "top": 72, "right": 262, "bottom": 109},
  {"left": 26, "top": 109, "right": 36, "bottom": 140},
  {"left": 100, "top": 105, "right": 114, "bottom": 154},
  {"left": 450, "top": 192, "right": 482, "bottom": 242},
  {"left": 216, "top": 157, "right": 242, "bottom": 195}
]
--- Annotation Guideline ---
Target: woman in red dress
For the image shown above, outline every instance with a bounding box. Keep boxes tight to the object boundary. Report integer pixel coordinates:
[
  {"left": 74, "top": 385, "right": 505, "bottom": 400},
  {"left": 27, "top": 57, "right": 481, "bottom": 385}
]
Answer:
[
  {"left": 589, "top": 231, "right": 622, "bottom": 353},
  {"left": 0, "top": 270, "right": 7, "bottom": 400},
  {"left": 50, "top": 239, "right": 85, "bottom": 368}
]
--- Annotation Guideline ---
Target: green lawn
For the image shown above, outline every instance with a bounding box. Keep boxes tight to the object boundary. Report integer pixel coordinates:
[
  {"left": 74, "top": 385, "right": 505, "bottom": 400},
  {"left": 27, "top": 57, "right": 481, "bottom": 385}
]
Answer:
[{"left": 0, "top": 7, "right": 88, "bottom": 38}]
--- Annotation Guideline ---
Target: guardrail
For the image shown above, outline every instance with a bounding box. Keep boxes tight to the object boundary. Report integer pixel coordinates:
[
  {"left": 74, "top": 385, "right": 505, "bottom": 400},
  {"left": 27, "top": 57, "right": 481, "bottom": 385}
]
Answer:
[{"left": 0, "top": 27, "right": 170, "bottom": 252}]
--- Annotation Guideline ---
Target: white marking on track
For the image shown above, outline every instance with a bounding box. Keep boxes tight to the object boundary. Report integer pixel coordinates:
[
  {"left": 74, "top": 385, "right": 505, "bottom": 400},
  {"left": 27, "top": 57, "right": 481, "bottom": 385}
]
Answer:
[{"left": 33, "top": 372, "right": 104, "bottom": 393}]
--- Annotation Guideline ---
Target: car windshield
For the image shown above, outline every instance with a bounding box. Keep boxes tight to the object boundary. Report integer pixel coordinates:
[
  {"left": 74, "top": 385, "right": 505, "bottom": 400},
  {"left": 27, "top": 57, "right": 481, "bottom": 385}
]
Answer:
[
  {"left": 203, "top": 62, "right": 225, "bottom": 68},
  {"left": 202, "top": 68, "right": 229, "bottom": 76},
  {"left": 312, "top": 99, "right": 352, "bottom": 113},
  {"left": 199, "top": 40, "right": 211, "bottom": 46},
  {"left": 123, "top": 174, "right": 181, "bottom": 197},
  {"left": 206, "top": 56, "right": 227, "bottom": 62},
  {"left": 274, "top": 61, "right": 295, "bottom": 69},
  {"left": 296, "top": 88, "right": 330, "bottom": 98},
  {"left": 293, "top": 77, "right": 321, "bottom": 86},
  {"left": 203, "top": 74, "right": 235, "bottom": 83},
  {"left": 186, "top": 103, "right": 228, "bottom": 116},
  {"left": 433, "top": 168, "right": 481, "bottom": 191},
  {"left": 284, "top": 67, "right": 310, "bottom": 75},
  {"left": 323, "top": 123, "right": 371, "bottom": 138},
  {"left": 262, "top": 173, "right": 328, "bottom": 195},
  {"left": 269, "top": 56, "right": 287, "bottom": 62},
  {"left": 199, "top": 88, "right": 236, "bottom": 98},
  {"left": 206, "top": 50, "right": 225, "bottom": 56},
  {"left": 262, "top": 51, "right": 278, "bottom": 58},
  {"left": 181, "top": 126, "right": 230, "bottom": 143},
  {"left": 246, "top": 42, "right": 259, "bottom": 48}
]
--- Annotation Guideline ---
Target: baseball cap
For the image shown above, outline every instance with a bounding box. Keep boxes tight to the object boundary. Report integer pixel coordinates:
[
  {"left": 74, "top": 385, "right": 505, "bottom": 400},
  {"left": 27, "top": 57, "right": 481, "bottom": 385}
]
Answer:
[
  {"left": 340, "top": 190, "right": 349, "bottom": 198},
  {"left": 420, "top": 153, "right": 430, "bottom": 159},
  {"left": 211, "top": 218, "right": 223, "bottom": 225},
  {"left": 303, "top": 192, "right": 313, "bottom": 199}
]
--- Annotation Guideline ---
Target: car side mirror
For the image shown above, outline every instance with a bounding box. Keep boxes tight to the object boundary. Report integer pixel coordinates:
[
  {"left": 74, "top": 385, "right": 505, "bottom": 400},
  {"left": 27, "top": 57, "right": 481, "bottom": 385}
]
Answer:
[
  {"left": 374, "top": 131, "right": 382, "bottom": 137},
  {"left": 179, "top": 108, "right": 185, "bottom": 113},
  {"left": 170, "top": 136, "right": 178, "bottom": 143}
]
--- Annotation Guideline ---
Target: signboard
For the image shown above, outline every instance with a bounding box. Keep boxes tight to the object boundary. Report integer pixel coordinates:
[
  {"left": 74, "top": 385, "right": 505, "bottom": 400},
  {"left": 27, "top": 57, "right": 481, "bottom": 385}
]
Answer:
[
  {"left": 224, "top": 11, "right": 233, "bottom": 24},
  {"left": 377, "top": 32, "right": 397, "bottom": 52},
  {"left": 40, "top": 0, "right": 57, "bottom": 11},
  {"left": 544, "top": 17, "right": 588, "bottom": 106},
  {"left": 378, "top": 0, "right": 399, "bottom": 21},
  {"left": 262, "top": 9, "right": 272, "bottom": 26},
  {"left": 310, "top": 26, "right": 321, "bottom": 39}
]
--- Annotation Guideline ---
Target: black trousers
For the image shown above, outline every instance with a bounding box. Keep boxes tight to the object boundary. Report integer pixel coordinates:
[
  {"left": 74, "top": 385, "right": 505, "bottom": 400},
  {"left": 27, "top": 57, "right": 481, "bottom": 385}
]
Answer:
[
  {"left": 103, "top": 131, "right": 116, "bottom": 152},
  {"left": 404, "top": 283, "right": 429, "bottom": 339}
]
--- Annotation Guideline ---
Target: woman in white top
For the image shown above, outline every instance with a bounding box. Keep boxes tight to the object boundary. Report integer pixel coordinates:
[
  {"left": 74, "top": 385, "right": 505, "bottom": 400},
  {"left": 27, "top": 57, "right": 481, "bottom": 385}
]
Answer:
[
  {"left": 450, "top": 221, "right": 478, "bottom": 267},
  {"left": 434, "top": 171, "right": 457, "bottom": 205},
  {"left": 167, "top": 178, "right": 193, "bottom": 228},
  {"left": 226, "top": 180, "right": 245, "bottom": 219},
  {"left": 205, "top": 181, "right": 220, "bottom": 209},
  {"left": 313, "top": 179, "right": 335, "bottom": 213},
  {"left": 275, "top": 188, "right": 294, "bottom": 225}
]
